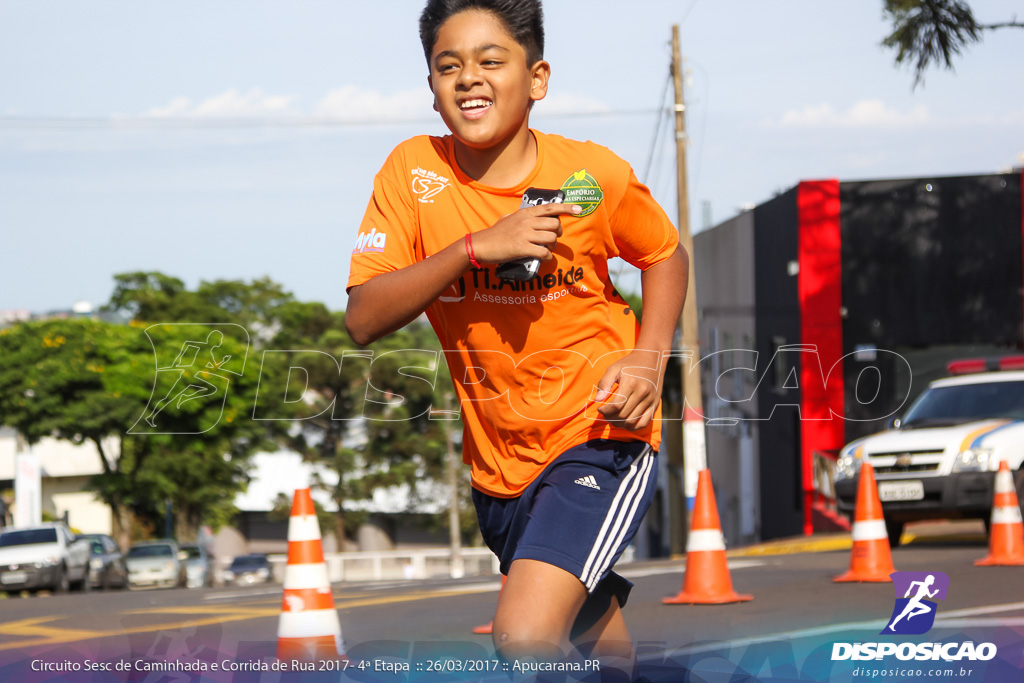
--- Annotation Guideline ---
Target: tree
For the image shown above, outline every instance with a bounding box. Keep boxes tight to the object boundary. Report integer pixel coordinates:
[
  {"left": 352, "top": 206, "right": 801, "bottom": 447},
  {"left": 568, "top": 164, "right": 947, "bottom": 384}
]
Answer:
[
  {"left": 0, "top": 318, "right": 156, "bottom": 546},
  {"left": 102, "top": 274, "right": 297, "bottom": 539},
  {"left": 105, "top": 271, "right": 294, "bottom": 331},
  {"left": 0, "top": 317, "right": 284, "bottom": 545},
  {"left": 882, "top": 0, "right": 1024, "bottom": 87},
  {"left": 267, "top": 304, "right": 469, "bottom": 548}
]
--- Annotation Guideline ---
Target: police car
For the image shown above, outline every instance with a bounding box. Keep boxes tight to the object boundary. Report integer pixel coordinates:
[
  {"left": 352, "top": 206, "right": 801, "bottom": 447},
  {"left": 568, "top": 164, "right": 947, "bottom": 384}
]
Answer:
[{"left": 834, "top": 356, "right": 1024, "bottom": 547}]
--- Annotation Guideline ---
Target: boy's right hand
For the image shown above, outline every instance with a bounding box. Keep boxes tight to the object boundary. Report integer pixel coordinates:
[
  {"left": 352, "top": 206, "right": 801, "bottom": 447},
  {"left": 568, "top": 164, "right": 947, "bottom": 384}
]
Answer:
[{"left": 471, "top": 203, "right": 582, "bottom": 264}]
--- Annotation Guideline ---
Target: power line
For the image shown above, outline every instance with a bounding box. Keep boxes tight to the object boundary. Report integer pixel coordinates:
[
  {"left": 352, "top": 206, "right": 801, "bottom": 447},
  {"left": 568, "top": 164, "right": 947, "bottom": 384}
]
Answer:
[
  {"left": 642, "top": 69, "right": 673, "bottom": 185},
  {"left": 0, "top": 108, "right": 661, "bottom": 131}
]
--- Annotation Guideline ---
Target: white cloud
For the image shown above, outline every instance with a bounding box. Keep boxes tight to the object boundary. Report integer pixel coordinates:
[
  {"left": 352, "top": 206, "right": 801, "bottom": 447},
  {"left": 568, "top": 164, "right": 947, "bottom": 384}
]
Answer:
[
  {"left": 311, "top": 86, "right": 610, "bottom": 121},
  {"left": 773, "top": 99, "right": 931, "bottom": 129},
  {"left": 146, "top": 88, "right": 298, "bottom": 118},
  {"left": 312, "top": 86, "right": 433, "bottom": 121},
  {"left": 138, "top": 86, "right": 611, "bottom": 125}
]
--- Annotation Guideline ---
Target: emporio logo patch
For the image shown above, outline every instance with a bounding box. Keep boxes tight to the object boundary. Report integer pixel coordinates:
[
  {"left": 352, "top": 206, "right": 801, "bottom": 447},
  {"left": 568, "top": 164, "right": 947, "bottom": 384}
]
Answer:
[
  {"left": 882, "top": 571, "right": 949, "bottom": 635},
  {"left": 559, "top": 169, "right": 603, "bottom": 217}
]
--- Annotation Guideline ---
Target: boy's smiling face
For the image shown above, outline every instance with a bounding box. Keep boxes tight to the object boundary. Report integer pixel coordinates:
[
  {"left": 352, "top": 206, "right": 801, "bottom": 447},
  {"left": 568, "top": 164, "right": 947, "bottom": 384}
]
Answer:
[{"left": 428, "top": 9, "right": 548, "bottom": 155}]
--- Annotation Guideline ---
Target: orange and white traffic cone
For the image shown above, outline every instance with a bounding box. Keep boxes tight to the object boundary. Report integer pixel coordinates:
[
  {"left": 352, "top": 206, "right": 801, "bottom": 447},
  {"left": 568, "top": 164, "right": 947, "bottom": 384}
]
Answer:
[
  {"left": 277, "top": 488, "right": 346, "bottom": 661},
  {"left": 834, "top": 462, "right": 895, "bottom": 582},
  {"left": 663, "top": 469, "right": 752, "bottom": 604},
  {"left": 472, "top": 575, "right": 506, "bottom": 635},
  {"left": 975, "top": 461, "right": 1024, "bottom": 566}
]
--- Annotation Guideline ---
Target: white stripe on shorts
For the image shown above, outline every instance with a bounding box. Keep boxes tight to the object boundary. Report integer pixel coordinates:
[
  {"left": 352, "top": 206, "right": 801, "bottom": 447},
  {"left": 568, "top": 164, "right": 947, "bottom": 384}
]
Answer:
[
  {"left": 579, "top": 447, "right": 646, "bottom": 587},
  {"left": 586, "top": 450, "right": 655, "bottom": 591},
  {"left": 579, "top": 445, "right": 655, "bottom": 591}
]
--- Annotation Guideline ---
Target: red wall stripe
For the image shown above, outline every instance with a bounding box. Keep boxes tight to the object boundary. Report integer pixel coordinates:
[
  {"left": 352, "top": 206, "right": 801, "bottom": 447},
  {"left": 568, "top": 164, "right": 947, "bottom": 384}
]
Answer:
[{"left": 797, "top": 180, "right": 845, "bottom": 535}]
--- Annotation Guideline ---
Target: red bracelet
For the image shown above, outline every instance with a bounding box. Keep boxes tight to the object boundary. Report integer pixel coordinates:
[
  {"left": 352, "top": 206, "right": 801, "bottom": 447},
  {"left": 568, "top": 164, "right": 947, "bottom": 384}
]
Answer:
[{"left": 464, "top": 233, "right": 481, "bottom": 269}]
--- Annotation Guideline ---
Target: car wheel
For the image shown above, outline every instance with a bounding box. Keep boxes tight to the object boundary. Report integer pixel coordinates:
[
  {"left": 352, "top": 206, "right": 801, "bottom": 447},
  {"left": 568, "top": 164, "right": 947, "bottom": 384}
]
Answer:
[
  {"left": 884, "top": 517, "right": 905, "bottom": 548},
  {"left": 54, "top": 565, "right": 69, "bottom": 594}
]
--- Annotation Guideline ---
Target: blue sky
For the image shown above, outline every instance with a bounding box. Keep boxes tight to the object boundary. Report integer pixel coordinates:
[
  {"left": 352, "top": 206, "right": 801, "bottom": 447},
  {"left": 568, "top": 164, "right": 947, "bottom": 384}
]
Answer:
[{"left": 1, "top": 0, "right": 1021, "bottom": 314}]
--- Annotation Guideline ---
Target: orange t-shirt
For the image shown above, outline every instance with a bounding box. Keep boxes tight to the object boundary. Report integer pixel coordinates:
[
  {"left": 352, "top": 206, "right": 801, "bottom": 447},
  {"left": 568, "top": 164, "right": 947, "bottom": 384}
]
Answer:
[{"left": 348, "top": 131, "right": 678, "bottom": 497}]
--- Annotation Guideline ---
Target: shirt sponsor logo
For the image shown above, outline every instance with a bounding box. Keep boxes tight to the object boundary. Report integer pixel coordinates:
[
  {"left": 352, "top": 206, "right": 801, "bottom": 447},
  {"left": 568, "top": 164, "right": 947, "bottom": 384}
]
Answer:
[
  {"left": 560, "top": 169, "right": 603, "bottom": 217},
  {"left": 411, "top": 167, "right": 451, "bottom": 203},
  {"left": 440, "top": 265, "right": 589, "bottom": 306},
  {"left": 353, "top": 227, "right": 387, "bottom": 254}
]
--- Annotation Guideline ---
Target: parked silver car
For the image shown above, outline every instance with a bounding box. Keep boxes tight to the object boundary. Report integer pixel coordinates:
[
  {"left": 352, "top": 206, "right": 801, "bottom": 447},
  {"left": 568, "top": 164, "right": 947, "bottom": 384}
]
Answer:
[
  {"left": 78, "top": 533, "right": 128, "bottom": 590},
  {"left": 179, "top": 543, "right": 212, "bottom": 588},
  {"left": 125, "top": 540, "right": 184, "bottom": 589}
]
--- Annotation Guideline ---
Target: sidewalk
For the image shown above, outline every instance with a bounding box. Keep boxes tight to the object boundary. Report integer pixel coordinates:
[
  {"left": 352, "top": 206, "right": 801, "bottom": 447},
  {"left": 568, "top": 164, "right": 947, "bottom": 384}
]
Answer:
[{"left": 710, "top": 518, "right": 989, "bottom": 559}]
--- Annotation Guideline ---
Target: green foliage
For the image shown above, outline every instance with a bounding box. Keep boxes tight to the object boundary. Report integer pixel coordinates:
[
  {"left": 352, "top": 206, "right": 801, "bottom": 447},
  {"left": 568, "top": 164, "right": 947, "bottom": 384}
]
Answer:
[
  {"left": 3, "top": 271, "right": 474, "bottom": 549},
  {"left": 0, "top": 316, "right": 280, "bottom": 541},
  {"left": 881, "top": 0, "right": 1023, "bottom": 87},
  {"left": 104, "top": 271, "right": 294, "bottom": 330},
  {"left": 272, "top": 307, "right": 471, "bottom": 545},
  {"left": 0, "top": 318, "right": 147, "bottom": 446}
]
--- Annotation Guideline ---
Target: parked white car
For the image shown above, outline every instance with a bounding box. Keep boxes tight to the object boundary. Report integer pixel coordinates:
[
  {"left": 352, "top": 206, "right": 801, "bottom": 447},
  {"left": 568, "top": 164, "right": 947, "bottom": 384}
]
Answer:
[
  {"left": 835, "top": 360, "right": 1024, "bottom": 546},
  {"left": 0, "top": 523, "right": 91, "bottom": 594}
]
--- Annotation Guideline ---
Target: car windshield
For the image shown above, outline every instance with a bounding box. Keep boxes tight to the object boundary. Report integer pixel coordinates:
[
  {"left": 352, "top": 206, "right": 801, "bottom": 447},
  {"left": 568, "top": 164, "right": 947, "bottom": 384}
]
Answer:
[
  {"left": 902, "top": 380, "right": 1024, "bottom": 428},
  {"left": 0, "top": 528, "right": 58, "bottom": 547},
  {"left": 90, "top": 541, "right": 105, "bottom": 555},
  {"left": 230, "top": 556, "right": 267, "bottom": 569},
  {"left": 127, "top": 544, "right": 173, "bottom": 558}
]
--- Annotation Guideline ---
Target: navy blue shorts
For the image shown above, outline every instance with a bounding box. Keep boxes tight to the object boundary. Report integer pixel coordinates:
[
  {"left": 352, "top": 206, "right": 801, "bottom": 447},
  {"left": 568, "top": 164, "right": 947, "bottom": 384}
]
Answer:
[{"left": 472, "top": 440, "right": 657, "bottom": 607}]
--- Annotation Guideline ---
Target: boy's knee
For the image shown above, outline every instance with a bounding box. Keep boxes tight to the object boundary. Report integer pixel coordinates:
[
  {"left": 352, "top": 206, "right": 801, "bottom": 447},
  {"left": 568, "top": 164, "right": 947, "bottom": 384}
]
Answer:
[{"left": 491, "top": 620, "right": 566, "bottom": 662}]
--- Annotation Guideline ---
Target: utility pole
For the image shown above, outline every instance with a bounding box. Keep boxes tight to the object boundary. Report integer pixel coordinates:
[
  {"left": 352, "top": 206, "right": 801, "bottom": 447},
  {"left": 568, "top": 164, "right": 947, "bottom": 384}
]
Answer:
[
  {"left": 668, "top": 24, "right": 706, "bottom": 553},
  {"left": 444, "top": 392, "right": 464, "bottom": 579}
]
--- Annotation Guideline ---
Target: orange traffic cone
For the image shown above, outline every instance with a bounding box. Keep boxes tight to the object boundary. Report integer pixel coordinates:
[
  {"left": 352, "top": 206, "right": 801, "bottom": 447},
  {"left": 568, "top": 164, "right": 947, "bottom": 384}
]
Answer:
[
  {"left": 834, "top": 462, "right": 895, "bottom": 582},
  {"left": 277, "top": 488, "right": 346, "bottom": 661},
  {"left": 663, "top": 469, "right": 752, "bottom": 604},
  {"left": 472, "top": 575, "right": 506, "bottom": 635},
  {"left": 975, "top": 461, "right": 1024, "bottom": 566}
]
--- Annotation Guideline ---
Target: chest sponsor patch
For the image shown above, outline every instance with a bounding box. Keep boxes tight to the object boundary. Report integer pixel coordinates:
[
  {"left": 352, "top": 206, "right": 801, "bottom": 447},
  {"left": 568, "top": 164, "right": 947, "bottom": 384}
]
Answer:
[
  {"left": 411, "top": 167, "right": 451, "bottom": 203},
  {"left": 560, "top": 169, "right": 603, "bottom": 217}
]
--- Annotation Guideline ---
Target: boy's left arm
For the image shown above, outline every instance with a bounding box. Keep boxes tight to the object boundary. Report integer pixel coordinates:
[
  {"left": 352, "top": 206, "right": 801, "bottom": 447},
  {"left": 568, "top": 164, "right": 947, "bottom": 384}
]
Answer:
[{"left": 596, "top": 244, "right": 689, "bottom": 430}]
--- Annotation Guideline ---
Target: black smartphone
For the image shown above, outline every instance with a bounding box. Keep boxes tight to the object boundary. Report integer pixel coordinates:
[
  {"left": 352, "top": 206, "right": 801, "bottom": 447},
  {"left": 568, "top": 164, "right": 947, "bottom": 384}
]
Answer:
[{"left": 494, "top": 188, "right": 565, "bottom": 281}]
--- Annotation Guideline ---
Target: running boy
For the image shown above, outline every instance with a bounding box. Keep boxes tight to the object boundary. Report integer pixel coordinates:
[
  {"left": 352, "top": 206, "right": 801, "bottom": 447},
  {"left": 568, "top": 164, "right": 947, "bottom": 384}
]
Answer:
[{"left": 346, "top": 0, "right": 688, "bottom": 670}]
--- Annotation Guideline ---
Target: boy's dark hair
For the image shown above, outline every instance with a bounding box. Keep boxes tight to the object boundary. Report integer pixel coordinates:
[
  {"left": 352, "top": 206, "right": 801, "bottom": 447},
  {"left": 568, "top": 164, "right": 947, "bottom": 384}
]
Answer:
[{"left": 419, "top": 0, "right": 544, "bottom": 67}]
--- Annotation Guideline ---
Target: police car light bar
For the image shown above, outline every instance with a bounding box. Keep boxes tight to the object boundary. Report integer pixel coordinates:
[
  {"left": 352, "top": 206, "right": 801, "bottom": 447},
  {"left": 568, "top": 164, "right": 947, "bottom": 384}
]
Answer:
[{"left": 947, "top": 355, "right": 1024, "bottom": 375}]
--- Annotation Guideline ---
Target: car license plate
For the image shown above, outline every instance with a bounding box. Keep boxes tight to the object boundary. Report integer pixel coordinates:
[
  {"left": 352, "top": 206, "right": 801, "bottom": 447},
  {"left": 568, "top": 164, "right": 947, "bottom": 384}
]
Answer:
[
  {"left": 879, "top": 480, "right": 924, "bottom": 502},
  {"left": 1, "top": 571, "right": 27, "bottom": 585}
]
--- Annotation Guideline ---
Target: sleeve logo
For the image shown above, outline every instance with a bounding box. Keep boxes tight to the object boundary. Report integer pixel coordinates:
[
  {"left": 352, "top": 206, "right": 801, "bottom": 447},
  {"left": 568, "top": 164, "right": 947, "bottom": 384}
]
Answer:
[
  {"left": 353, "top": 227, "right": 387, "bottom": 254},
  {"left": 559, "top": 169, "right": 603, "bottom": 217}
]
